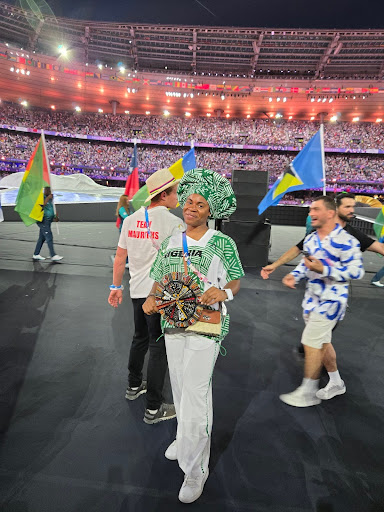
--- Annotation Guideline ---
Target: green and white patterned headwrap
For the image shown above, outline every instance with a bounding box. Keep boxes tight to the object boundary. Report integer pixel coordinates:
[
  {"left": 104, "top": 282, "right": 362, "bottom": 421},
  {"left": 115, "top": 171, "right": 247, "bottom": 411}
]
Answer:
[{"left": 177, "top": 168, "right": 237, "bottom": 219}]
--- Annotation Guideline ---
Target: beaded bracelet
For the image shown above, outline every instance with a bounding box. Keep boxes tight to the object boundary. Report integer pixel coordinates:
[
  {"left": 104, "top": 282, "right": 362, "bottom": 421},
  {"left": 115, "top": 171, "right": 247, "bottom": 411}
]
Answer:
[{"left": 110, "top": 284, "right": 124, "bottom": 291}]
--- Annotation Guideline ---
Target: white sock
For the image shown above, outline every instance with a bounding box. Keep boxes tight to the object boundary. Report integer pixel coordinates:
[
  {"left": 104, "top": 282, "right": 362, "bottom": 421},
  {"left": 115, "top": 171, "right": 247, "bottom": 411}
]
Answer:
[
  {"left": 147, "top": 408, "right": 158, "bottom": 414},
  {"left": 328, "top": 370, "right": 342, "bottom": 386},
  {"left": 301, "top": 378, "right": 319, "bottom": 392}
]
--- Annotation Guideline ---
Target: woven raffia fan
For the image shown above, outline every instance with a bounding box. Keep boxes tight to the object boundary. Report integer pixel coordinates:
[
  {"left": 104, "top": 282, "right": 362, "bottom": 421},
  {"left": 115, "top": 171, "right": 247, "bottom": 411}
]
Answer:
[{"left": 354, "top": 195, "right": 383, "bottom": 208}]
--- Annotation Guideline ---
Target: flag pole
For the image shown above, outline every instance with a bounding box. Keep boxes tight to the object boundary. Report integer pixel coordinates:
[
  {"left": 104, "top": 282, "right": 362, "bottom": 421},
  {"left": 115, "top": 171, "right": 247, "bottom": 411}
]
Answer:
[{"left": 318, "top": 116, "right": 326, "bottom": 195}]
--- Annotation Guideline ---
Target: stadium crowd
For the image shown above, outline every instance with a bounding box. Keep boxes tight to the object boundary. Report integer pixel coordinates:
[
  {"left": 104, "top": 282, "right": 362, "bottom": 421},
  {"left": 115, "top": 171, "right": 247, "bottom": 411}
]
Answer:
[
  {"left": 1, "top": 131, "right": 384, "bottom": 189},
  {"left": 1, "top": 103, "right": 384, "bottom": 149}
]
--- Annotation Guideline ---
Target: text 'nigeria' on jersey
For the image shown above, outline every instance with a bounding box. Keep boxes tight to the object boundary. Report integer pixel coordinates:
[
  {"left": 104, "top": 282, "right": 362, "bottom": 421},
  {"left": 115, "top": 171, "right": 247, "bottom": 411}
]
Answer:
[{"left": 163, "top": 249, "right": 203, "bottom": 259}]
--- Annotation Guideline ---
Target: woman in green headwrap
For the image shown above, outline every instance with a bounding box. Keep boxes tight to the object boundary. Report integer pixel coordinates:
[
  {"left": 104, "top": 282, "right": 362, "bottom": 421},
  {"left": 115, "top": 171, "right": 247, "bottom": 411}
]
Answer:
[{"left": 143, "top": 169, "right": 244, "bottom": 504}]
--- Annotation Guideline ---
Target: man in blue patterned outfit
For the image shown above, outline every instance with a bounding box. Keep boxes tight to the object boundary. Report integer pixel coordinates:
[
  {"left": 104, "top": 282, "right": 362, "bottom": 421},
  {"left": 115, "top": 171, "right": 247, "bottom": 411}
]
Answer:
[{"left": 280, "top": 195, "right": 364, "bottom": 408}]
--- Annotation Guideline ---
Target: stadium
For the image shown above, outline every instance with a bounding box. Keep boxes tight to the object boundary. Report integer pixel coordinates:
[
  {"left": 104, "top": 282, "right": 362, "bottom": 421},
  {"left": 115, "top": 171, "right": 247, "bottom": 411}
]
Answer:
[{"left": 0, "top": 2, "right": 383, "bottom": 511}]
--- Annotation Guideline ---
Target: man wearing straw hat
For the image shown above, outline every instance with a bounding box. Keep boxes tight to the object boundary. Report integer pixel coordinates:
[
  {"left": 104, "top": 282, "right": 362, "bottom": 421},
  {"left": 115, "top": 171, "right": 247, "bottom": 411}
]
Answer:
[
  {"left": 108, "top": 168, "right": 184, "bottom": 424},
  {"left": 143, "top": 168, "right": 244, "bottom": 503}
]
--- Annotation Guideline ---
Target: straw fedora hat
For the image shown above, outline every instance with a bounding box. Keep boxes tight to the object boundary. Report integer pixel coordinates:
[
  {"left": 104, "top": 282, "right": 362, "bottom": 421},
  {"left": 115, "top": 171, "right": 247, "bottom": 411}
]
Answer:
[{"left": 145, "top": 168, "right": 180, "bottom": 202}]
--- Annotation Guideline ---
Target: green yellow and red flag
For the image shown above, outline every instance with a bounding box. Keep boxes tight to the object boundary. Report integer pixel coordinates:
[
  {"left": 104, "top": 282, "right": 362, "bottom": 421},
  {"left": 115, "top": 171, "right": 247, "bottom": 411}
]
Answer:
[
  {"left": 374, "top": 206, "right": 384, "bottom": 243},
  {"left": 15, "top": 133, "right": 51, "bottom": 226}
]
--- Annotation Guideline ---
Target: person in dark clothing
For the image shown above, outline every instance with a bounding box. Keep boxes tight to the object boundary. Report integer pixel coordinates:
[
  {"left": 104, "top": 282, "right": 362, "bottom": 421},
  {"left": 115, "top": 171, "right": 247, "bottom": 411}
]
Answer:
[{"left": 33, "top": 187, "right": 63, "bottom": 261}]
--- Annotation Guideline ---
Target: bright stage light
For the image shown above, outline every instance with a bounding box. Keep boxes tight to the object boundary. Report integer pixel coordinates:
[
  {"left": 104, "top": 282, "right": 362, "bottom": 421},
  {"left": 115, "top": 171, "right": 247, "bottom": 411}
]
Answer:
[{"left": 58, "top": 45, "right": 67, "bottom": 56}]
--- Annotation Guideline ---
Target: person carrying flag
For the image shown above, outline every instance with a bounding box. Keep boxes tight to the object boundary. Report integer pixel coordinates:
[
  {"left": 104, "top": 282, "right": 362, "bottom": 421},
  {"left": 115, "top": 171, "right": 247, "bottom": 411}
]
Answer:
[
  {"left": 108, "top": 168, "right": 184, "bottom": 424},
  {"left": 33, "top": 186, "right": 63, "bottom": 261}
]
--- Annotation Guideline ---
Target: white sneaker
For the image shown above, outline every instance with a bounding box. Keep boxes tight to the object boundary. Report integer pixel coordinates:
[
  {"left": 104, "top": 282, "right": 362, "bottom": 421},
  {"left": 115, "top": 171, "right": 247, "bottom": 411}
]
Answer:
[
  {"left": 280, "top": 386, "right": 321, "bottom": 407},
  {"left": 316, "top": 381, "right": 346, "bottom": 400},
  {"left": 178, "top": 469, "right": 209, "bottom": 504},
  {"left": 125, "top": 263, "right": 130, "bottom": 269},
  {"left": 51, "top": 255, "right": 63, "bottom": 261},
  {"left": 371, "top": 281, "right": 384, "bottom": 288},
  {"left": 165, "top": 440, "right": 177, "bottom": 461},
  {"left": 33, "top": 254, "right": 46, "bottom": 260}
]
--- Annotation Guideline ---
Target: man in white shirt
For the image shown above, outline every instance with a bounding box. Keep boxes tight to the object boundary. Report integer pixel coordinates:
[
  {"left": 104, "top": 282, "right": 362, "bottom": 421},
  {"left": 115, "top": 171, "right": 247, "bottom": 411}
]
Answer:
[{"left": 108, "top": 168, "right": 184, "bottom": 424}]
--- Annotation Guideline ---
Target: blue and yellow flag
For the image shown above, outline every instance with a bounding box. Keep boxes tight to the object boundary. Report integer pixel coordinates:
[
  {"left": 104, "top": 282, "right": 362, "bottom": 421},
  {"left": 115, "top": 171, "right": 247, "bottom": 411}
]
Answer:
[{"left": 258, "top": 127, "right": 325, "bottom": 214}]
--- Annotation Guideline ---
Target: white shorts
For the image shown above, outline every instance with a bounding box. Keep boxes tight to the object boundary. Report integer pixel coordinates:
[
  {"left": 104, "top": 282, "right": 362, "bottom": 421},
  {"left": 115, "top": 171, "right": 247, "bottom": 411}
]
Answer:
[{"left": 301, "top": 312, "right": 338, "bottom": 349}]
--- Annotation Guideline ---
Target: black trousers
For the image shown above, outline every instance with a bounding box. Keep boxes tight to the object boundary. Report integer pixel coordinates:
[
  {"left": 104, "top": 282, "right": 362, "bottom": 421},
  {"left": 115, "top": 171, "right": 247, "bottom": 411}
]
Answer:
[{"left": 128, "top": 298, "right": 167, "bottom": 410}]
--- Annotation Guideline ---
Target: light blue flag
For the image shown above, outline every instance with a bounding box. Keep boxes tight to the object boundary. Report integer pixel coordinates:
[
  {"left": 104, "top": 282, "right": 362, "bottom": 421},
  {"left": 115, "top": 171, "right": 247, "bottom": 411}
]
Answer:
[{"left": 258, "top": 126, "right": 325, "bottom": 214}]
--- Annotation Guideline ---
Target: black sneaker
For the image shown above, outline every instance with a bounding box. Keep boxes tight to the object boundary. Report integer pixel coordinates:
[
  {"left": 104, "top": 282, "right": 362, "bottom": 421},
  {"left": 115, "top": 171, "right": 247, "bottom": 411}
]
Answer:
[
  {"left": 143, "top": 403, "right": 176, "bottom": 425},
  {"left": 125, "top": 381, "right": 147, "bottom": 401}
]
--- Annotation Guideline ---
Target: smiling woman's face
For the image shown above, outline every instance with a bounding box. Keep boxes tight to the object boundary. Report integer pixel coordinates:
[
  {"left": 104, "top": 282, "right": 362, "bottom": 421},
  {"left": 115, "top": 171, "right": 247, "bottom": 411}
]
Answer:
[{"left": 183, "top": 194, "right": 210, "bottom": 227}]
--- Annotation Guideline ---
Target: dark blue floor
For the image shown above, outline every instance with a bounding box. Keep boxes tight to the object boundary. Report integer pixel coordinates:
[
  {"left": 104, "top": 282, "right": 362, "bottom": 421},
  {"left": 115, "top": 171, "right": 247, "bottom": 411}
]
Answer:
[{"left": 0, "top": 258, "right": 383, "bottom": 512}]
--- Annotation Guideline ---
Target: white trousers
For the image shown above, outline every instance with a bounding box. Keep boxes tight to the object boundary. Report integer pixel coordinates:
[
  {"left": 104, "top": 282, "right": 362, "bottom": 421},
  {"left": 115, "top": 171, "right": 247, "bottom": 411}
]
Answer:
[{"left": 164, "top": 332, "right": 219, "bottom": 478}]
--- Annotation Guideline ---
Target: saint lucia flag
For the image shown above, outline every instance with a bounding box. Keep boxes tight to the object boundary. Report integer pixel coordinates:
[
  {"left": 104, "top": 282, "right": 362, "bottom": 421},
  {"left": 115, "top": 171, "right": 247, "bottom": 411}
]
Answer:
[{"left": 258, "top": 126, "right": 325, "bottom": 214}]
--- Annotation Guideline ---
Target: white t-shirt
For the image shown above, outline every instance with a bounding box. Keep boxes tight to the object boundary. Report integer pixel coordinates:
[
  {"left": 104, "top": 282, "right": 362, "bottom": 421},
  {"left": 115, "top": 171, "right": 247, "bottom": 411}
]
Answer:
[{"left": 118, "top": 206, "right": 184, "bottom": 298}]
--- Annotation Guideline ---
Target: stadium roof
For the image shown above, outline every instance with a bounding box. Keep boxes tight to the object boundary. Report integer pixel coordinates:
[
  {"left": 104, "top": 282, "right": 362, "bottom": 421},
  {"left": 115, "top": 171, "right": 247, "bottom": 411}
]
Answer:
[
  {"left": 1, "top": 1, "right": 384, "bottom": 78},
  {"left": 1, "top": 1, "right": 384, "bottom": 121}
]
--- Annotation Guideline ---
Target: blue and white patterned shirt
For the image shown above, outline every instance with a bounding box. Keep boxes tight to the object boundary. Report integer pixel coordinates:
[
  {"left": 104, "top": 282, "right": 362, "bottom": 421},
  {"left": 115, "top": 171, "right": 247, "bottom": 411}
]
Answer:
[{"left": 290, "top": 224, "right": 364, "bottom": 321}]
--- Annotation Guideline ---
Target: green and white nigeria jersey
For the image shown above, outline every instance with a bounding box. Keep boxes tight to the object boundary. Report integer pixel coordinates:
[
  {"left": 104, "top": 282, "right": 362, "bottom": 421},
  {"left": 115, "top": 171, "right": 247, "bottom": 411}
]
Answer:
[{"left": 150, "top": 229, "right": 244, "bottom": 342}]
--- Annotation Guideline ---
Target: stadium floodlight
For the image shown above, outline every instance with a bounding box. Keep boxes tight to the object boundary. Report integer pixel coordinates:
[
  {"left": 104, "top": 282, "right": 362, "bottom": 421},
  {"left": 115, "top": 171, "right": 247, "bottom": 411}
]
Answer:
[
  {"left": 226, "top": 114, "right": 230, "bottom": 118},
  {"left": 329, "top": 97, "right": 334, "bottom": 103},
  {"left": 119, "top": 67, "right": 125, "bottom": 73},
  {"left": 310, "top": 98, "right": 315, "bottom": 102},
  {"left": 124, "top": 111, "right": 130, "bottom": 114},
  {"left": 145, "top": 111, "right": 151, "bottom": 115},
  {"left": 317, "top": 98, "right": 321, "bottom": 102},
  {"left": 376, "top": 118, "right": 382, "bottom": 123},
  {"left": 246, "top": 114, "right": 251, "bottom": 118},
  {"left": 185, "top": 112, "right": 191, "bottom": 117},
  {"left": 163, "top": 110, "right": 170, "bottom": 116},
  {"left": 10, "top": 67, "right": 14, "bottom": 72},
  {"left": 352, "top": 117, "right": 359, "bottom": 122},
  {"left": 75, "top": 106, "right": 81, "bottom": 112},
  {"left": 268, "top": 97, "right": 272, "bottom": 102},
  {"left": 221, "top": 94, "right": 225, "bottom": 100},
  {"left": 57, "top": 45, "right": 67, "bottom": 56},
  {"left": 330, "top": 115, "right": 337, "bottom": 122},
  {"left": 51, "top": 105, "right": 55, "bottom": 110},
  {"left": 98, "top": 108, "right": 103, "bottom": 113},
  {"left": 20, "top": 100, "right": 28, "bottom": 107},
  {"left": 310, "top": 116, "right": 315, "bottom": 120},
  {"left": 322, "top": 98, "right": 327, "bottom": 103},
  {"left": 206, "top": 113, "right": 211, "bottom": 117},
  {"left": 283, "top": 97, "right": 287, "bottom": 102},
  {"left": 98, "top": 64, "right": 103, "bottom": 70},
  {"left": 276, "top": 97, "right": 280, "bottom": 102},
  {"left": 288, "top": 116, "right": 293, "bottom": 119}
]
